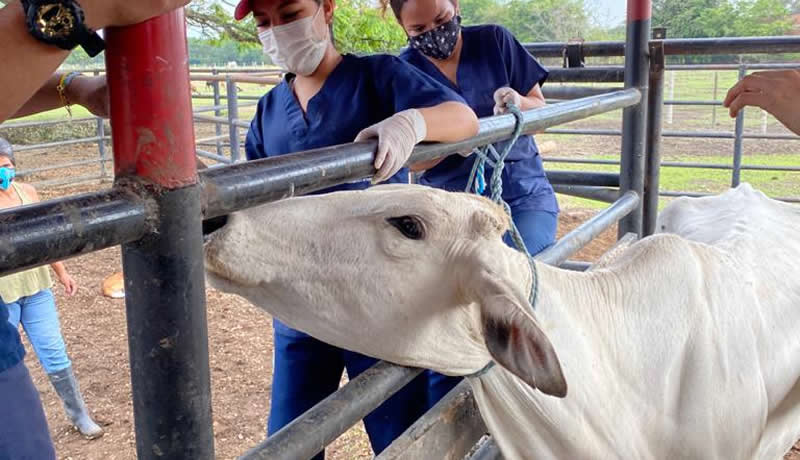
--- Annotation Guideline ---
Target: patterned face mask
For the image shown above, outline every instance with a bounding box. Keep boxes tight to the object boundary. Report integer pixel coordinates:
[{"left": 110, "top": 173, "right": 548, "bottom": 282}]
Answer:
[{"left": 408, "top": 15, "right": 461, "bottom": 60}]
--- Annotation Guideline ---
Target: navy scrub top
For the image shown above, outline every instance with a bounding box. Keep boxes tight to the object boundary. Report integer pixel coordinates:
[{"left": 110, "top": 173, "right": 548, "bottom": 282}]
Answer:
[
  {"left": 245, "top": 53, "right": 467, "bottom": 193},
  {"left": 400, "top": 24, "right": 559, "bottom": 214},
  {"left": 0, "top": 306, "right": 25, "bottom": 373}
]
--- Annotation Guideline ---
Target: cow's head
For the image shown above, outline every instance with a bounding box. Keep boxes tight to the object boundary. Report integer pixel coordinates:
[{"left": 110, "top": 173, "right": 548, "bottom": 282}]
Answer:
[{"left": 203, "top": 184, "right": 566, "bottom": 397}]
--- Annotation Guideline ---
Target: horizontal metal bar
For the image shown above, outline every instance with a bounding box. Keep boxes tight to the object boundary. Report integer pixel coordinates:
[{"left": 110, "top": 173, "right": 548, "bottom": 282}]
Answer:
[
  {"left": 195, "top": 135, "right": 229, "bottom": 144},
  {"left": 203, "top": 90, "right": 640, "bottom": 218},
  {"left": 542, "top": 86, "right": 623, "bottom": 99},
  {"left": 196, "top": 149, "right": 232, "bottom": 164},
  {"left": 17, "top": 158, "right": 105, "bottom": 177},
  {"left": 547, "top": 171, "right": 619, "bottom": 187},
  {"left": 466, "top": 437, "right": 502, "bottom": 460},
  {"left": 0, "top": 91, "right": 639, "bottom": 276},
  {"left": 552, "top": 184, "right": 619, "bottom": 202},
  {"left": 190, "top": 74, "right": 281, "bottom": 84},
  {"left": 241, "top": 361, "right": 424, "bottom": 460},
  {"left": 0, "top": 188, "right": 151, "bottom": 276},
  {"left": 0, "top": 116, "right": 98, "bottom": 129},
  {"left": 663, "top": 100, "right": 721, "bottom": 106},
  {"left": 192, "top": 94, "right": 262, "bottom": 101},
  {"left": 525, "top": 36, "right": 800, "bottom": 57},
  {"left": 546, "top": 67, "right": 624, "bottom": 83},
  {"left": 666, "top": 63, "right": 800, "bottom": 71},
  {"left": 377, "top": 380, "right": 487, "bottom": 460},
  {"left": 192, "top": 104, "right": 226, "bottom": 113},
  {"left": 544, "top": 157, "right": 800, "bottom": 172},
  {"left": 13, "top": 136, "right": 108, "bottom": 152},
  {"left": 545, "top": 128, "right": 800, "bottom": 141},
  {"left": 536, "top": 191, "right": 640, "bottom": 266},
  {"left": 29, "top": 173, "right": 107, "bottom": 188},
  {"left": 559, "top": 260, "right": 593, "bottom": 271}
]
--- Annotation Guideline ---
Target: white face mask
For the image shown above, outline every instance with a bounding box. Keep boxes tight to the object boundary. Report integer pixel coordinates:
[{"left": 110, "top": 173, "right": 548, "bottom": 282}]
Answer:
[{"left": 258, "top": 6, "right": 329, "bottom": 77}]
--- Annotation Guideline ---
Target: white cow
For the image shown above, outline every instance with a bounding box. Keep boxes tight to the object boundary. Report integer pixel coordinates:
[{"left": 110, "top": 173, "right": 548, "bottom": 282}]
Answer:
[{"left": 203, "top": 183, "right": 800, "bottom": 460}]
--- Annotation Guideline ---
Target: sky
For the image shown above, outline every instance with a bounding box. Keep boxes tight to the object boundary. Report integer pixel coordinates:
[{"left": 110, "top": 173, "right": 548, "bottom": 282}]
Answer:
[{"left": 589, "top": 0, "right": 627, "bottom": 28}]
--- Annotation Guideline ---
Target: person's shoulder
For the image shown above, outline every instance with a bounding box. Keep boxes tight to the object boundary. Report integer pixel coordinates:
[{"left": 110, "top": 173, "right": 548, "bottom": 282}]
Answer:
[
  {"left": 463, "top": 23, "right": 510, "bottom": 41},
  {"left": 18, "top": 182, "right": 39, "bottom": 202},
  {"left": 461, "top": 24, "right": 515, "bottom": 44},
  {"left": 255, "top": 81, "right": 289, "bottom": 114},
  {"left": 349, "top": 53, "right": 408, "bottom": 69}
]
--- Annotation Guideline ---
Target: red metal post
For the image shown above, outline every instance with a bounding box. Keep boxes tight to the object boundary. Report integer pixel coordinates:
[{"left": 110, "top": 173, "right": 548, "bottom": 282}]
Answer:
[
  {"left": 105, "top": 10, "right": 215, "bottom": 459},
  {"left": 618, "top": 0, "right": 652, "bottom": 238},
  {"left": 106, "top": 10, "right": 197, "bottom": 188}
]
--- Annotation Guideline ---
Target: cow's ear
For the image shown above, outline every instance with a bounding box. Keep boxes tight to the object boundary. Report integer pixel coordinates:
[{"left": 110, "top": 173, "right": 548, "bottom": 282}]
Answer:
[
  {"left": 463, "top": 247, "right": 567, "bottom": 398},
  {"left": 479, "top": 287, "right": 567, "bottom": 398}
]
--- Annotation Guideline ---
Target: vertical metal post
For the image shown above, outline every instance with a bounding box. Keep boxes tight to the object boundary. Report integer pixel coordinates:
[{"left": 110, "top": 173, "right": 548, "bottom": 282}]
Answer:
[
  {"left": 732, "top": 63, "right": 747, "bottom": 187},
  {"left": 618, "top": 0, "right": 651, "bottom": 238},
  {"left": 212, "top": 69, "right": 224, "bottom": 158},
  {"left": 643, "top": 35, "right": 665, "bottom": 237},
  {"left": 94, "top": 69, "right": 107, "bottom": 179},
  {"left": 666, "top": 69, "right": 675, "bottom": 124},
  {"left": 105, "top": 9, "right": 215, "bottom": 460},
  {"left": 711, "top": 71, "right": 719, "bottom": 127},
  {"left": 226, "top": 76, "right": 241, "bottom": 162}
]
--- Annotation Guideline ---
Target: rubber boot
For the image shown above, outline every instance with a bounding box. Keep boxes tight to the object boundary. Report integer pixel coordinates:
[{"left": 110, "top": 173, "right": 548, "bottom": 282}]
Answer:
[{"left": 48, "top": 366, "right": 104, "bottom": 439}]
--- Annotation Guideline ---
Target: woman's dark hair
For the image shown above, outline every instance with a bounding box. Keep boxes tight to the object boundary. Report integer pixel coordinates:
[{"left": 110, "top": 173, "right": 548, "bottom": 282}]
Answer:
[
  {"left": 380, "top": 0, "right": 456, "bottom": 25},
  {"left": 380, "top": 0, "right": 408, "bottom": 23},
  {"left": 0, "top": 137, "right": 14, "bottom": 166}
]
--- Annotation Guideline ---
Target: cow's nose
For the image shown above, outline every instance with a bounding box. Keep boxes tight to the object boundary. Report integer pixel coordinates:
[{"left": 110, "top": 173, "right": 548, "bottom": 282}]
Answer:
[{"left": 202, "top": 214, "right": 229, "bottom": 240}]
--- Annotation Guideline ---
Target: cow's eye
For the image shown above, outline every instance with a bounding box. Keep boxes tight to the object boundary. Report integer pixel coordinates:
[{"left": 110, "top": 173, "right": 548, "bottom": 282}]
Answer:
[{"left": 386, "top": 216, "right": 426, "bottom": 240}]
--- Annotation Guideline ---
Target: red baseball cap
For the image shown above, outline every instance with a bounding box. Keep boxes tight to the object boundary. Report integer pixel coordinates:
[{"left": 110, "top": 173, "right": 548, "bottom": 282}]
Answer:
[{"left": 234, "top": 0, "right": 253, "bottom": 21}]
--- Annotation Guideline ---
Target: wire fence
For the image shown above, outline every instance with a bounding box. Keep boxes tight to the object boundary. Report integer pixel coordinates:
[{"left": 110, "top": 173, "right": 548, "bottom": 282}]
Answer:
[{"left": 1, "top": 63, "right": 798, "bottom": 202}]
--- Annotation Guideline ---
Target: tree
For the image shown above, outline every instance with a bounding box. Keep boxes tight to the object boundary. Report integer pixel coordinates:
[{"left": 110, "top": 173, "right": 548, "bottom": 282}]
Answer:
[
  {"left": 185, "top": 0, "right": 407, "bottom": 54},
  {"left": 652, "top": 0, "right": 792, "bottom": 38}
]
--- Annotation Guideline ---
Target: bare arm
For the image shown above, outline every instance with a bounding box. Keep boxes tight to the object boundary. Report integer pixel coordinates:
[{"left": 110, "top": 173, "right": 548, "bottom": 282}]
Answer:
[
  {"left": 0, "top": 0, "right": 190, "bottom": 123},
  {"left": 12, "top": 73, "right": 110, "bottom": 119},
  {"left": 0, "top": 2, "right": 70, "bottom": 123},
  {"left": 417, "top": 101, "right": 479, "bottom": 143},
  {"left": 518, "top": 83, "right": 546, "bottom": 111}
]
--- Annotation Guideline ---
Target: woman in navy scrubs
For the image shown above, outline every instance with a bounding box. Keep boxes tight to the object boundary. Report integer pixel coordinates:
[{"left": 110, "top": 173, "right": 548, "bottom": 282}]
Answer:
[
  {"left": 385, "top": 0, "right": 559, "bottom": 255},
  {"left": 233, "top": 0, "right": 479, "bottom": 457},
  {"left": 382, "top": 0, "right": 560, "bottom": 410}
]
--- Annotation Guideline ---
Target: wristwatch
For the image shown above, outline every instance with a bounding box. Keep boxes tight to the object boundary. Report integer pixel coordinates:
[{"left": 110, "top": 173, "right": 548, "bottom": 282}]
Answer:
[{"left": 20, "top": 0, "right": 105, "bottom": 57}]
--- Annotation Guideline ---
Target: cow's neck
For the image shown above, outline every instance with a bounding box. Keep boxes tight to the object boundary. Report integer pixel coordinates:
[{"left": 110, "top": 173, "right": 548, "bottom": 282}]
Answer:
[{"left": 467, "top": 264, "right": 636, "bottom": 459}]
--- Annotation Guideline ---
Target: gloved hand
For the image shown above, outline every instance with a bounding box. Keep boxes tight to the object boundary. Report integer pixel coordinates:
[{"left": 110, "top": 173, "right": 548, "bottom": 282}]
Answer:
[
  {"left": 355, "top": 109, "right": 427, "bottom": 184},
  {"left": 493, "top": 87, "right": 522, "bottom": 115}
]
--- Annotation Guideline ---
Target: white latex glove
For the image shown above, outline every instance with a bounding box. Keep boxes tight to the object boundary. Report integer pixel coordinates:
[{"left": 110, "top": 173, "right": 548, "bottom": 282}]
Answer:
[
  {"left": 493, "top": 87, "right": 522, "bottom": 115},
  {"left": 355, "top": 109, "right": 427, "bottom": 184}
]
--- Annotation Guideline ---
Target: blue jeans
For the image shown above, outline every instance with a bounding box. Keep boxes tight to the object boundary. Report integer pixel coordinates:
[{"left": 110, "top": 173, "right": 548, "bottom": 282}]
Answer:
[
  {"left": 268, "top": 324, "right": 428, "bottom": 460},
  {"left": 427, "top": 206, "right": 559, "bottom": 409},
  {"left": 0, "top": 361, "right": 55, "bottom": 460},
  {"left": 2, "top": 289, "right": 71, "bottom": 374}
]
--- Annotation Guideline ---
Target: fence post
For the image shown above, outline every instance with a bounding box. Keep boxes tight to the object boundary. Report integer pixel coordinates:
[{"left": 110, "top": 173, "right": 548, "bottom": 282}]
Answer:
[
  {"left": 226, "top": 76, "right": 241, "bottom": 162},
  {"left": 94, "top": 69, "right": 107, "bottom": 179},
  {"left": 666, "top": 68, "right": 675, "bottom": 124},
  {"left": 732, "top": 62, "right": 747, "bottom": 187},
  {"left": 618, "top": 0, "right": 651, "bottom": 238},
  {"left": 105, "top": 10, "right": 215, "bottom": 459},
  {"left": 212, "top": 69, "right": 224, "bottom": 158},
  {"left": 761, "top": 110, "right": 768, "bottom": 134},
  {"left": 643, "top": 32, "right": 665, "bottom": 237},
  {"left": 711, "top": 71, "right": 719, "bottom": 127}
]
